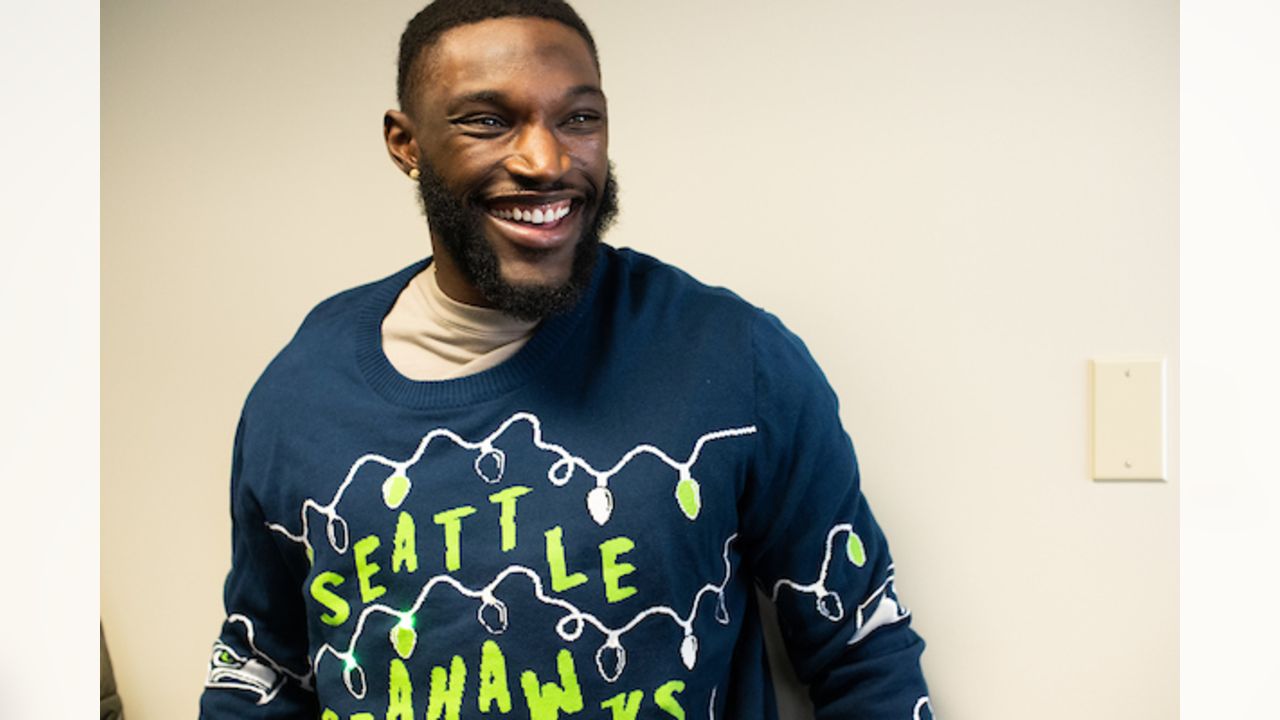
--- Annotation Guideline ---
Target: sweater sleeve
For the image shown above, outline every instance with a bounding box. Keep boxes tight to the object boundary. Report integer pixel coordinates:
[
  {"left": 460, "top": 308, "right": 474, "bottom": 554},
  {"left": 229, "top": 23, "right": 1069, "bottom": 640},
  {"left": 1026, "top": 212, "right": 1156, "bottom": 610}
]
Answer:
[
  {"left": 741, "top": 312, "right": 932, "bottom": 719},
  {"left": 199, "top": 416, "right": 318, "bottom": 719}
]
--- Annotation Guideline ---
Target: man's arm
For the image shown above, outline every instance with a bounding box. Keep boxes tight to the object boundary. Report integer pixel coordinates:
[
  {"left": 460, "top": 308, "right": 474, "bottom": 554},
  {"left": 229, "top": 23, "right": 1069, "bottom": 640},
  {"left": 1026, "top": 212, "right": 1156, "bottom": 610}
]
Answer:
[
  {"left": 199, "top": 417, "right": 318, "bottom": 719},
  {"left": 741, "top": 312, "right": 931, "bottom": 719}
]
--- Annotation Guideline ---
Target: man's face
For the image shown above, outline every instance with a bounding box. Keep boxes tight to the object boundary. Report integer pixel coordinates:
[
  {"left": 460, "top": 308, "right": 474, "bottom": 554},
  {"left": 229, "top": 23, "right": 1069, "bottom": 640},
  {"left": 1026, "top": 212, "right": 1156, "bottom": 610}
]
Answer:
[{"left": 404, "top": 17, "right": 615, "bottom": 319}]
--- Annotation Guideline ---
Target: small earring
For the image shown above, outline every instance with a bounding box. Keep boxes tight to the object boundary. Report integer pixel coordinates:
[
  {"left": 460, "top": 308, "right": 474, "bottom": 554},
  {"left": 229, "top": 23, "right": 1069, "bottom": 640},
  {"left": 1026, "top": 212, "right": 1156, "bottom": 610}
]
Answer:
[{"left": 408, "top": 167, "right": 421, "bottom": 180}]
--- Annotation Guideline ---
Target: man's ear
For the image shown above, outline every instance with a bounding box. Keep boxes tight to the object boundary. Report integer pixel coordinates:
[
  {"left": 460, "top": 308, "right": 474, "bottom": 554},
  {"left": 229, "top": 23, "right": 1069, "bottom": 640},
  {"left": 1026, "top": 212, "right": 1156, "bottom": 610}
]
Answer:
[{"left": 384, "top": 110, "right": 421, "bottom": 177}]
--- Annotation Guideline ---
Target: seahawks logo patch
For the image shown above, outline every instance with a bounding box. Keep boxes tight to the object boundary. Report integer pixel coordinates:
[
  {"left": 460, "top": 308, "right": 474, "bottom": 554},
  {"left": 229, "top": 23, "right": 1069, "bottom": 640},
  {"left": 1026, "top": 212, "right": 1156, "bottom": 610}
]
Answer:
[{"left": 205, "top": 641, "right": 284, "bottom": 705}]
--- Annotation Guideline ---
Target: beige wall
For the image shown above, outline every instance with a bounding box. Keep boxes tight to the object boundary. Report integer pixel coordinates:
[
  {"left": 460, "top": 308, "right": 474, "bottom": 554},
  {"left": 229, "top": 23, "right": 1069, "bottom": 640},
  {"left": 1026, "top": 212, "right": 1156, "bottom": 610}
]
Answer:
[{"left": 102, "top": 1, "right": 1177, "bottom": 718}]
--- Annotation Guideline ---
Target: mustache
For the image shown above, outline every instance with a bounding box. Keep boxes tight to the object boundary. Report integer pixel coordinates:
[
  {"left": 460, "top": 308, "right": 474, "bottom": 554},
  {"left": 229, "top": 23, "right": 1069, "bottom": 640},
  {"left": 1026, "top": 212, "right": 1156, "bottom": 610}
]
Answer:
[
  {"left": 473, "top": 177, "right": 598, "bottom": 206},
  {"left": 415, "top": 160, "right": 619, "bottom": 235}
]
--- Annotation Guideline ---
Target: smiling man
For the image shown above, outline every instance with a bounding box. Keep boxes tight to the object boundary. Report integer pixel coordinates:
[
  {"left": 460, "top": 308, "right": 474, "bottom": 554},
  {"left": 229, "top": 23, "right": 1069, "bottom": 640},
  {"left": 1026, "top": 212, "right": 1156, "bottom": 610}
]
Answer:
[
  {"left": 199, "top": 2, "right": 931, "bottom": 719},
  {"left": 386, "top": 12, "right": 618, "bottom": 321}
]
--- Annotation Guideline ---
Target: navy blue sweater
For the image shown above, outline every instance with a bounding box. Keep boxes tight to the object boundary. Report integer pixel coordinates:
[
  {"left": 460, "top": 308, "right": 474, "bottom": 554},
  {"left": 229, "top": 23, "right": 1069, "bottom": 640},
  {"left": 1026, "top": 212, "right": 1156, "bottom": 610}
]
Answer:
[{"left": 200, "top": 246, "right": 931, "bottom": 719}]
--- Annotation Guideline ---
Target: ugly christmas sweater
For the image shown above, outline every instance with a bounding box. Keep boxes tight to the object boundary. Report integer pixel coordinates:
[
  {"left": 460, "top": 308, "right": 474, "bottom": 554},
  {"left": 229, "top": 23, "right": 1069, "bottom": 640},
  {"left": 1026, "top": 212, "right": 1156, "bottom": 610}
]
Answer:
[{"left": 199, "top": 245, "right": 932, "bottom": 720}]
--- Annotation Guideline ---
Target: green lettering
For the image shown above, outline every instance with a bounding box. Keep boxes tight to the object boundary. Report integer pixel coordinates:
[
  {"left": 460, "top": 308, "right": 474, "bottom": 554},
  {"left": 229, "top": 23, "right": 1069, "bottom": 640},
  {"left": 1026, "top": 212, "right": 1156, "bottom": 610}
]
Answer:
[
  {"left": 519, "top": 649, "right": 584, "bottom": 720},
  {"left": 654, "top": 680, "right": 686, "bottom": 719},
  {"left": 488, "top": 485, "right": 533, "bottom": 552},
  {"left": 600, "top": 536, "right": 638, "bottom": 603},
  {"left": 426, "top": 655, "right": 467, "bottom": 720},
  {"left": 433, "top": 505, "right": 477, "bottom": 571},
  {"left": 353, "top": 534, "right": 386, "bottom": 603},
  {"left": 392, "top": 510, "right": 418, "bottom": 574},
  {"left": 477, "top": 639, "right": 512, "bottom": 714},
  {"left": 544, "top": 526, "right": 588, "bottom": 593},
  {"left": 351, "top": 715, "right": 374, "bottom": 720},
  {"left": 308, "top": 571, "right": 350, "bottom": 626},
  {"left": 600, "top": 690, "right": 644, "bottom": 720},
  {"left": 387, "top": 658, "right": 413, "bottom": 720},
  {"left": 321, "top": 710, "right": 338, "bottom": 720}
]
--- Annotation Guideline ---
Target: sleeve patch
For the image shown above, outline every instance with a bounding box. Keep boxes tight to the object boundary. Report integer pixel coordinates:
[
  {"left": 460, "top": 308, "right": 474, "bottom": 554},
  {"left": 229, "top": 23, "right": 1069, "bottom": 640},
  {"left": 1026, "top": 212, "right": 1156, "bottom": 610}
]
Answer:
[{"left": 205, "top": 641, "right": 285, "bottom": 706}]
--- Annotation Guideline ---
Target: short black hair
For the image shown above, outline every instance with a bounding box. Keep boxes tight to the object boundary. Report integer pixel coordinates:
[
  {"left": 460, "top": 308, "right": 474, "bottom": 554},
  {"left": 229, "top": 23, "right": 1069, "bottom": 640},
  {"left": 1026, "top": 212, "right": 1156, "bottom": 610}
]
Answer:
[{"left": 397, "top": 0, "right": 600, "bottom": 112}]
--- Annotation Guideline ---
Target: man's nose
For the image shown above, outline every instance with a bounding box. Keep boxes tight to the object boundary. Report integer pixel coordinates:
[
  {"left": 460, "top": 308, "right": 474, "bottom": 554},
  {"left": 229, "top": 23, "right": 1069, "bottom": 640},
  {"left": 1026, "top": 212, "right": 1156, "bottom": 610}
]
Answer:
[{"left": 505, "top": 124, "right": 570, "bottom": 184}]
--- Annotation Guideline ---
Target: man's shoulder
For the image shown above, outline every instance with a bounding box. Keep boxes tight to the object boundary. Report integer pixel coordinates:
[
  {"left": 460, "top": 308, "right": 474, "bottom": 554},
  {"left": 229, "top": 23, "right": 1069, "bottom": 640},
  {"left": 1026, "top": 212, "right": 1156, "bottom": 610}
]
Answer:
[
  {"left": 602, "top": 246, "right": 803, "bottom": 347},
  {"left": 601, "top": 245, "right": 763, "bottom": 323},
  {"left": 598, "top": 245, "right": 835, "bottom": 412}
]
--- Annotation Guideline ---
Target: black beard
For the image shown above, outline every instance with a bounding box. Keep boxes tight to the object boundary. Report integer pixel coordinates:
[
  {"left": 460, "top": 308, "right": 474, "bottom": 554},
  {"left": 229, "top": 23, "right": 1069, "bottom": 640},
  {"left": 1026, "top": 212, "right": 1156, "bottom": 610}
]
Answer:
[{"left": 416, "top": 163, "right": 619, "bottom": 321}]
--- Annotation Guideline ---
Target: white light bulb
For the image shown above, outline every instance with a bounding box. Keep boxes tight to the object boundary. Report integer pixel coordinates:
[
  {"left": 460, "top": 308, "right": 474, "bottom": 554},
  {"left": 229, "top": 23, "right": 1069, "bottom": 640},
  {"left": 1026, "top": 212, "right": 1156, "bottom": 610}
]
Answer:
[
  {"left": 595, "top": 642, "right": 627, "bottom": 683},
  {"left": 680, "top": 634, "right": 698, "bottom": 669},
  {"left": 587, "top": 486, "right": 614, "bottom": 525},
  {"left": 478, "top": 599, "right": 509, "bottom": 635},
  {"left": 474, "top": 447, "right": 506, "bottom": 483}
]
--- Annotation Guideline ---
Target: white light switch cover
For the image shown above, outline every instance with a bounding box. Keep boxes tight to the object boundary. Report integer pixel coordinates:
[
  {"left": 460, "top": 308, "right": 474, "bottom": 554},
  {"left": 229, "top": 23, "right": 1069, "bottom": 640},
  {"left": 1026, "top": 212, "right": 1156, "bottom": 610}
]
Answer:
[{"left": 1091, "top": 358, "right": 1167, "bottom": 481}]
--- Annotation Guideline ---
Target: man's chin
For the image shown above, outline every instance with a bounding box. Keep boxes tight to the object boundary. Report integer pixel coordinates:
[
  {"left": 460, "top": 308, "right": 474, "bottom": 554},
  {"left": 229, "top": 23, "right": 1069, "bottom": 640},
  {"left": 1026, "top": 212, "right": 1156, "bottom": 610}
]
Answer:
[
  {"left": 477, "top": 281, "right": 583, "bottom": 321},
  {"left": 494, "top": 264, "right": 576, "bottom": 294},
  {"left": 474, "top": 241, "right": 599, "bottom": 321},
  {"left": 418, "top": 160, "right": 616, "bottom": 321}
]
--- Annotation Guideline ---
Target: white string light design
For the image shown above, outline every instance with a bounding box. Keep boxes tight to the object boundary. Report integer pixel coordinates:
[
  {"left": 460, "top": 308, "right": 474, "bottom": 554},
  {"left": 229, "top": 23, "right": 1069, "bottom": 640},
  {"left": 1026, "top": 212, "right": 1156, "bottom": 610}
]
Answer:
[
  {"left": 266, "top": 412, "right": 757, "bottom": 557},
  {"left": 312, "top": 535, "right": 739, "bottom": 698},
  {"left": 771, "top": 523, "right": 911, "bottom": 645},
  {"left": 771, "top": 524, "right": 866, "bottom": 621}
]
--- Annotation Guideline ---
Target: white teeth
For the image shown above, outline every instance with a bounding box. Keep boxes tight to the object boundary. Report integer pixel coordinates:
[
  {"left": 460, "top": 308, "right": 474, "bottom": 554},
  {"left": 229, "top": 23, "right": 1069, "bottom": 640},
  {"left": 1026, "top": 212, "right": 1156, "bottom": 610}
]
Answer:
[{"left": 492, "top": 202, "right": 572, "bottom": 225}]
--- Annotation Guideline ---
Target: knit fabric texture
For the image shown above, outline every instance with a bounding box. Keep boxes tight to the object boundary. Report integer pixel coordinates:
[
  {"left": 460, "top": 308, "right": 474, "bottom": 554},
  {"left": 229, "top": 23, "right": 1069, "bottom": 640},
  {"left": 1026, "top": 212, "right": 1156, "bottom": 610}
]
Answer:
[{"left": 199, "top": 245, "right": 931, "bottom": 719}]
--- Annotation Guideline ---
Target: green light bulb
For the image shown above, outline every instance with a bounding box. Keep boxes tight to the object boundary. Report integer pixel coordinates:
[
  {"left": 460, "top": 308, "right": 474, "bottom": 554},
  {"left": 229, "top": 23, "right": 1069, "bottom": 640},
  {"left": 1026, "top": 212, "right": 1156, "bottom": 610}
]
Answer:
[
  {"left": 675, "top": 476, "right": 702, "bottom": 520},
  {"left": 382, "top": 473, "right": 411, "bottom": 509},
  {"left": 391, "top": 625, "right": 417, "bottom": 659},
  {"left": 845, "top": 532, "right": 867, "bottom": 567}
]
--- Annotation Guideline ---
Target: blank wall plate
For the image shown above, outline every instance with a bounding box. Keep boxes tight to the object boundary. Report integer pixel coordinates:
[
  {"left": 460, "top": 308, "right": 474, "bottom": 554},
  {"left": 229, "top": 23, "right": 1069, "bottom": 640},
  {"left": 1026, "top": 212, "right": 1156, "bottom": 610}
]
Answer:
[{"left": 1091, "top": 358, "right": 1167, "bottom": 481}]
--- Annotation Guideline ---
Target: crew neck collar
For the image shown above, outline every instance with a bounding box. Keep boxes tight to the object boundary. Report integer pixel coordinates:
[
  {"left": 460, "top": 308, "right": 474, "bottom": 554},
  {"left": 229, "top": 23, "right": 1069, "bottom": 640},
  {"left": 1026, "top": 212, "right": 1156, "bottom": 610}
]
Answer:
[
  {"left": 418, "top": 263, "right": 539, "bottom": 343},
  {"left": 355, "top": 247, "right": 605, "bottom": 410}
]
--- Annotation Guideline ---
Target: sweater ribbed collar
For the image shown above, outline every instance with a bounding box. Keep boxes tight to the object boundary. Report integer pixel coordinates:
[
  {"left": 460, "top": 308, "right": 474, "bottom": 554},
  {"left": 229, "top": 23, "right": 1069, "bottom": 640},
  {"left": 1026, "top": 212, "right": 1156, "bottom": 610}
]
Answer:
[{"left": 355, "top": 247, "right": 604, "bottom": 410}]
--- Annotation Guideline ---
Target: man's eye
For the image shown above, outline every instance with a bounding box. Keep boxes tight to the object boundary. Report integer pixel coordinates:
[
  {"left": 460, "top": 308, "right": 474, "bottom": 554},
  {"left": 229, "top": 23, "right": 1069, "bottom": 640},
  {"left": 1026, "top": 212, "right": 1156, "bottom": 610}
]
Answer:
[
  {"left": 564, "top": 112, "right": 601, "bottom": 127},
  {"left": 458, "top": 115, "right": 506, "bottom": 130}
]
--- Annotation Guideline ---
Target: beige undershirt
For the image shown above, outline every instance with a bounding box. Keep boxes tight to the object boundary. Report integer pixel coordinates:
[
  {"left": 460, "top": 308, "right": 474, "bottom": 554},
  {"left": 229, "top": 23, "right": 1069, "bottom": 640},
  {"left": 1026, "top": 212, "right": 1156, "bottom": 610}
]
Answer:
[{"left": 381, "top": 264, "right": 538, "bottom": 380}]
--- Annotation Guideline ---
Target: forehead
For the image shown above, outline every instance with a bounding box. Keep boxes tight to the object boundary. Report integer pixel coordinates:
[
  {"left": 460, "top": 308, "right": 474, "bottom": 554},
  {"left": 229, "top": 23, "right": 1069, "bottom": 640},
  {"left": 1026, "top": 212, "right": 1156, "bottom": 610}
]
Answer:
[{"left": 419, "top": 17, "right": 600, "bottom": 97}]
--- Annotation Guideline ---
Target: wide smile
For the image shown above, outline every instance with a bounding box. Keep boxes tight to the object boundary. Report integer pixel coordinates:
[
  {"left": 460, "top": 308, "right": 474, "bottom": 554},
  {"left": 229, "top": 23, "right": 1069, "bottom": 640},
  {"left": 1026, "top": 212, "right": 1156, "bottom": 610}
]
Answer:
[
  {"left": 483, "top": 196, "right": 582, "bottom": 250},
  {"left": 488, "top": 198, "right": 573, "bottom": 226}
]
